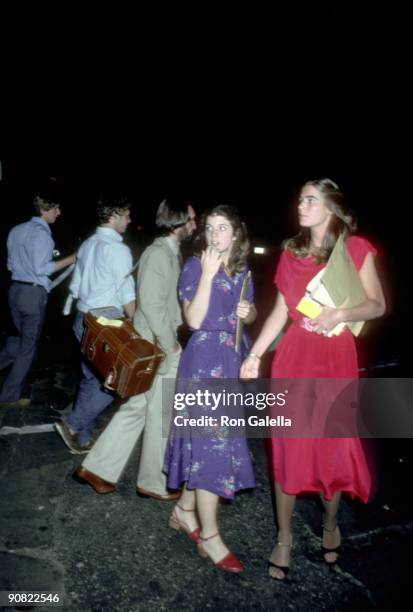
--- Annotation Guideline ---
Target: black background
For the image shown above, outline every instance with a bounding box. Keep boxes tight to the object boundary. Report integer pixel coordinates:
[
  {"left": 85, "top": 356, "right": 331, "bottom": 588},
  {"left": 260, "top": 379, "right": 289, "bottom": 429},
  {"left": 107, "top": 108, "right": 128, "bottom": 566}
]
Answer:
[{"left": 0, "top": 8, "right": 410, "bottom": 374}]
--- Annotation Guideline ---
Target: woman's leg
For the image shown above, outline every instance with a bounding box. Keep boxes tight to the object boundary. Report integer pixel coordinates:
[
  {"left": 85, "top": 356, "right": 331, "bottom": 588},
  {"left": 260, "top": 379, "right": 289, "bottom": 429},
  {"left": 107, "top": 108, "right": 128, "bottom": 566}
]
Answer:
[
  {"left": 320, "top": 491, "right": 341, "bottom": 563},
  {"left": 172, "top": 485, "right": 199, "bottom": 533},
  {"left": 269, "top": 482, "right": 296, "bottom": 579},
  {"left": 196, "top": 488, "right": 233, "bottom": 562}
]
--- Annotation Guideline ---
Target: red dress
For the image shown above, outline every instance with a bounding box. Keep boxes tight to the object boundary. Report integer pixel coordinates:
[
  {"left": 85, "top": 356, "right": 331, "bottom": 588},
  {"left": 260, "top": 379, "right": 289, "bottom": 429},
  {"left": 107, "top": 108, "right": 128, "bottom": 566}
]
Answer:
[{"left": 270, "top": 236, "right": 377, "bottom": 502}]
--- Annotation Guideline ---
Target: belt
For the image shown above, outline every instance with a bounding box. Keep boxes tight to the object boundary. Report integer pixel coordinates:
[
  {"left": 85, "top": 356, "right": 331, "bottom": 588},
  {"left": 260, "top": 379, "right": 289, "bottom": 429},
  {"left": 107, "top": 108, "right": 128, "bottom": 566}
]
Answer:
[{"left": 13, "top": 280, "right": 45, "bottom": 289}]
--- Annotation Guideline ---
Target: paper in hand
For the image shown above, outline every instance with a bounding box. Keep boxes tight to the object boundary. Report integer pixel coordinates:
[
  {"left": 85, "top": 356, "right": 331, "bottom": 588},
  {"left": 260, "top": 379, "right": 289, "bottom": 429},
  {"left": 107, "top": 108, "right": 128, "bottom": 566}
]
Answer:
[{"left": 296, "top": 235, "right": 366, "bottom": 336}]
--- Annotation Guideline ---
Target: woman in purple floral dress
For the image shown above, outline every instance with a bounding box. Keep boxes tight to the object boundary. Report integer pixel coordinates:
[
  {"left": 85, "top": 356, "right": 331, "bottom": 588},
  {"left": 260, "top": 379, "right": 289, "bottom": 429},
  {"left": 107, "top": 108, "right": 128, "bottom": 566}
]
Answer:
[{"left": 164, "top": 205, "right": 256, "bottom": 573}]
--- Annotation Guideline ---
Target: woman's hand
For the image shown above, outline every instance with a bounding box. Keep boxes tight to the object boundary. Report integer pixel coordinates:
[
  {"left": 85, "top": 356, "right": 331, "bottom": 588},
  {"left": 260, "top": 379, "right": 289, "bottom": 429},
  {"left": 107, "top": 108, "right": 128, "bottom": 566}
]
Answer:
[
  {"left": 236, "top": 299, "right": 251, "bottom": 320},
  {"left": 240, "top": 354, "right": 260, "bottom": 379},
  {"left": 200, "top": 246, "right": 222, "bottom": 280},
  {"left": 311, "top": 306, "right": 343, "bottom": 335}
]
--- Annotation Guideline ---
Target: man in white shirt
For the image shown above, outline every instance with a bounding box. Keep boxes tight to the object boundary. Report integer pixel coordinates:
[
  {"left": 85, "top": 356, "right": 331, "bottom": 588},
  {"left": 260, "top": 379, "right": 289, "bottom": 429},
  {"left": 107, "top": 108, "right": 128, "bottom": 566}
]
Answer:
[{"left": 55, "top": 197, "right": 136, "bottom": 453}]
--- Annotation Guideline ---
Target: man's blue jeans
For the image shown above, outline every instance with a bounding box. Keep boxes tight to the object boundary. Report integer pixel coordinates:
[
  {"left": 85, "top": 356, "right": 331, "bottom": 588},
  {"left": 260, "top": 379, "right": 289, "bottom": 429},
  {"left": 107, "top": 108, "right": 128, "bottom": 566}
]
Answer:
[
  {"left": 0, "top": 283, "right": 47, "bottom": 402},
  {"left": 64, "top": 311, "right": 114, "bottom": 445}
]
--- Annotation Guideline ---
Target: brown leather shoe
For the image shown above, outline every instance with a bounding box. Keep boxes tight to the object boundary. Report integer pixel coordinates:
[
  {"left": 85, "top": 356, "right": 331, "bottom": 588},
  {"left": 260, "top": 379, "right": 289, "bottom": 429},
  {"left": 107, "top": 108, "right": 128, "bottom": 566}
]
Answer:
[
  {"left": 136, "top": 486, "right": 180, "bottom": 501},
  {"left": 73, "top": 466, "right": 116, "bottom": 494}
]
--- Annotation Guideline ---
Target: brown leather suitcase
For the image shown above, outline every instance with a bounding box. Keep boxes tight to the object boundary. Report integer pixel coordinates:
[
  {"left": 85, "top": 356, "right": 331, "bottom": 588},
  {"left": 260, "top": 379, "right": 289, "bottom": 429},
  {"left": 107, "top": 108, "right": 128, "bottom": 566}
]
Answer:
[{"left": 81, "top": 312, "right": 165, "bottom": 398}]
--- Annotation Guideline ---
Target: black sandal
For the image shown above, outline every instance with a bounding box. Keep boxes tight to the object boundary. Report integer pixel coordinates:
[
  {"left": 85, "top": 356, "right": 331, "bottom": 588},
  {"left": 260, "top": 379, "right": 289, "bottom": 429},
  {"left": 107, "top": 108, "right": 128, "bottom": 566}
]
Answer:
[
  {"left": 268, "top": 541, "right": 292, "bottom": 581},
  {"left": 321, "top": 520, "right": 341, "bottom": 565}
]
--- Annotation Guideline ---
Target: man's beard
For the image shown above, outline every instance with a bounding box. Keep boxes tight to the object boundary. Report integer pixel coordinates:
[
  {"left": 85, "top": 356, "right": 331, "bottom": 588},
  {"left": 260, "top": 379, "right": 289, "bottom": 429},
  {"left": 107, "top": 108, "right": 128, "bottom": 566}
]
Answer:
[{"left": 179, "top": 227, "right": 195, "bottom": 242}]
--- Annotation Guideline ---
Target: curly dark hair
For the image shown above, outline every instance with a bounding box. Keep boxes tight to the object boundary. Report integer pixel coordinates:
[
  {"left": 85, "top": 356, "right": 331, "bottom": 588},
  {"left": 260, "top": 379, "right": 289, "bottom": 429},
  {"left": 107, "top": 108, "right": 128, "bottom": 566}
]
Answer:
[
  {"left": 193, "top": 204, "right": 249, "bottom": 274},
  {"left": 97, "top": 196, "right": 132, "bottom": 224},
  {"left": 285, "top": 178, "right": 357, "bottom": 263}
]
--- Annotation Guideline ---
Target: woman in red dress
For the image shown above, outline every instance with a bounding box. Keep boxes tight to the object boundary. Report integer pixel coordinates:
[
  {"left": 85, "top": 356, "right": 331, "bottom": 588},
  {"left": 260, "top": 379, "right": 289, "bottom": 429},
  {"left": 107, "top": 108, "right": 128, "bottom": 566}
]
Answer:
[{"left": 240, "top": 178, "right": 385, "bottom": 580}]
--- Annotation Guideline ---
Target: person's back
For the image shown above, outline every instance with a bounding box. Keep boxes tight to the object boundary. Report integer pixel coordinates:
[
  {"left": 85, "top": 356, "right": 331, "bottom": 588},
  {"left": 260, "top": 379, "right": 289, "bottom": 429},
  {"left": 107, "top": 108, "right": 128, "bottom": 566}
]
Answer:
[
  {"left": 0, "top": 193, "right": 75, "bottom": 407},
  {"left": 55, "top": 197, "right": 136, "bottom": 453},
  {"left": 134, "top": 236, "right": 182, "bottom": 348},
  {"left": 73, "top": 229, "right": 133, "bottom": 314}
]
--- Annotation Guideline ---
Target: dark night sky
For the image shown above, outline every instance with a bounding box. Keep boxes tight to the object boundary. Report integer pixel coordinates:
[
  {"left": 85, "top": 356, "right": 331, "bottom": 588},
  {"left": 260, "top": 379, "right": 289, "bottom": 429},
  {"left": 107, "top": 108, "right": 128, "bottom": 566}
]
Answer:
[
  {"left": 1, "top": 118, "right": 405, "bottom": 274},
  {"left": 1, "top": 14, "right": 407, "bottom": 255},
  {"left": 0, "top": 122, "right": 403, "bottom": 243},
  {"left": 1, "top": 1, "right": 408, "bottom": 252},
  {"left": 0, "top": 26, "right": 409, "bottom": 373}
]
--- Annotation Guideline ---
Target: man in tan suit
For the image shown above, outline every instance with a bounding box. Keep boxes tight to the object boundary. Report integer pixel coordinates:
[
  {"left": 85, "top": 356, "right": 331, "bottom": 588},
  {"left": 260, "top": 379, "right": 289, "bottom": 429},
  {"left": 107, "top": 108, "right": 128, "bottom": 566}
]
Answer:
[{"left": 74, "top": 199, "right": 196, "bottom": 499}]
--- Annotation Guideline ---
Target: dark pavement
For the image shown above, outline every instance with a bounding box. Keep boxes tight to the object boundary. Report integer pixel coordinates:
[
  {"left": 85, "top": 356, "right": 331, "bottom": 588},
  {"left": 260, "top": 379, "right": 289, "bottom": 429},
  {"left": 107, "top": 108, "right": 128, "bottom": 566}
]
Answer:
[{"left": 1, "top": 343, "right": 412, "bottom": 612}]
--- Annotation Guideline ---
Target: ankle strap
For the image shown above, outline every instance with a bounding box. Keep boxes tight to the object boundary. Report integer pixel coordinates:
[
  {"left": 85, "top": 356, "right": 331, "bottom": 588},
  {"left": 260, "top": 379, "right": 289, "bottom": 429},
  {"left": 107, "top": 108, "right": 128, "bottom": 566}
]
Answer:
[
  {"left": 176, "top": 503, "right": 195, "bottom": 512},
  {"left": 323, "top": 524, "right": 338, "bottom": 533},
  {"left": 200, "top": 532, "right": 219, "bottom": 542},
  {"left": 322, "top": 514, "right": 338, "bottom": 532}
]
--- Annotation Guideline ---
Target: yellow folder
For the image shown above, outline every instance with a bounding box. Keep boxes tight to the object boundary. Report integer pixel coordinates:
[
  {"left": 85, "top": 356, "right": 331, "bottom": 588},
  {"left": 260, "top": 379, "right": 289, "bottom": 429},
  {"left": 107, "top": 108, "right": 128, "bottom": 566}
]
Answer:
[{"left": 296, "top": 235, "right": 366, "bottom": 336}]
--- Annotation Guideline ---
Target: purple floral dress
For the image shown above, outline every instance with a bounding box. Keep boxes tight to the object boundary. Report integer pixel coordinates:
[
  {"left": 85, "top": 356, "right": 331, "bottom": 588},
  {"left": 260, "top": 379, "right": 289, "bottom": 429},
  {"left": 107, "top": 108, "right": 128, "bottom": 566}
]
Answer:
[{"left": 163, "top": 256, "right": 256, "bottom": 499}]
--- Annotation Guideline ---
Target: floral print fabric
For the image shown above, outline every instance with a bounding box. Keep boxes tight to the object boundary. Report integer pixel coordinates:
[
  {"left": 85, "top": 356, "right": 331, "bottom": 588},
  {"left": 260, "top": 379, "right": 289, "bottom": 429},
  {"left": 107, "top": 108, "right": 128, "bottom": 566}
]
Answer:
[{"left": 164, "top": 257, "right": 256, "bottom": 498}]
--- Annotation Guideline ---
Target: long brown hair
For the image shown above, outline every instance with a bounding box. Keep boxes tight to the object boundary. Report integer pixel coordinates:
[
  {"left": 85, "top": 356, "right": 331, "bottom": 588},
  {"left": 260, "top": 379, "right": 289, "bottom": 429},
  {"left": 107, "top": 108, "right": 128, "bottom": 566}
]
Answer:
[
  {"left": 285, "top": 178, "right": 357, "bottom": 263},
  {"left": 193, "top": 204, "right": 249, "bottom": 274}
]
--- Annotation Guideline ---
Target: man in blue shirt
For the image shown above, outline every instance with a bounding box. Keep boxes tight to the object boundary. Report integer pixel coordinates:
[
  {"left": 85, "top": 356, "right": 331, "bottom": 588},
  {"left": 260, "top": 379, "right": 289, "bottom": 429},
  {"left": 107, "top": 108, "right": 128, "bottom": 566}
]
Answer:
[
  {"left": 0, "top": 194, "right": 76, "bottom": 408},
  {"left": 54, "top": 196, "right": 136, "bottom": 453}
]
